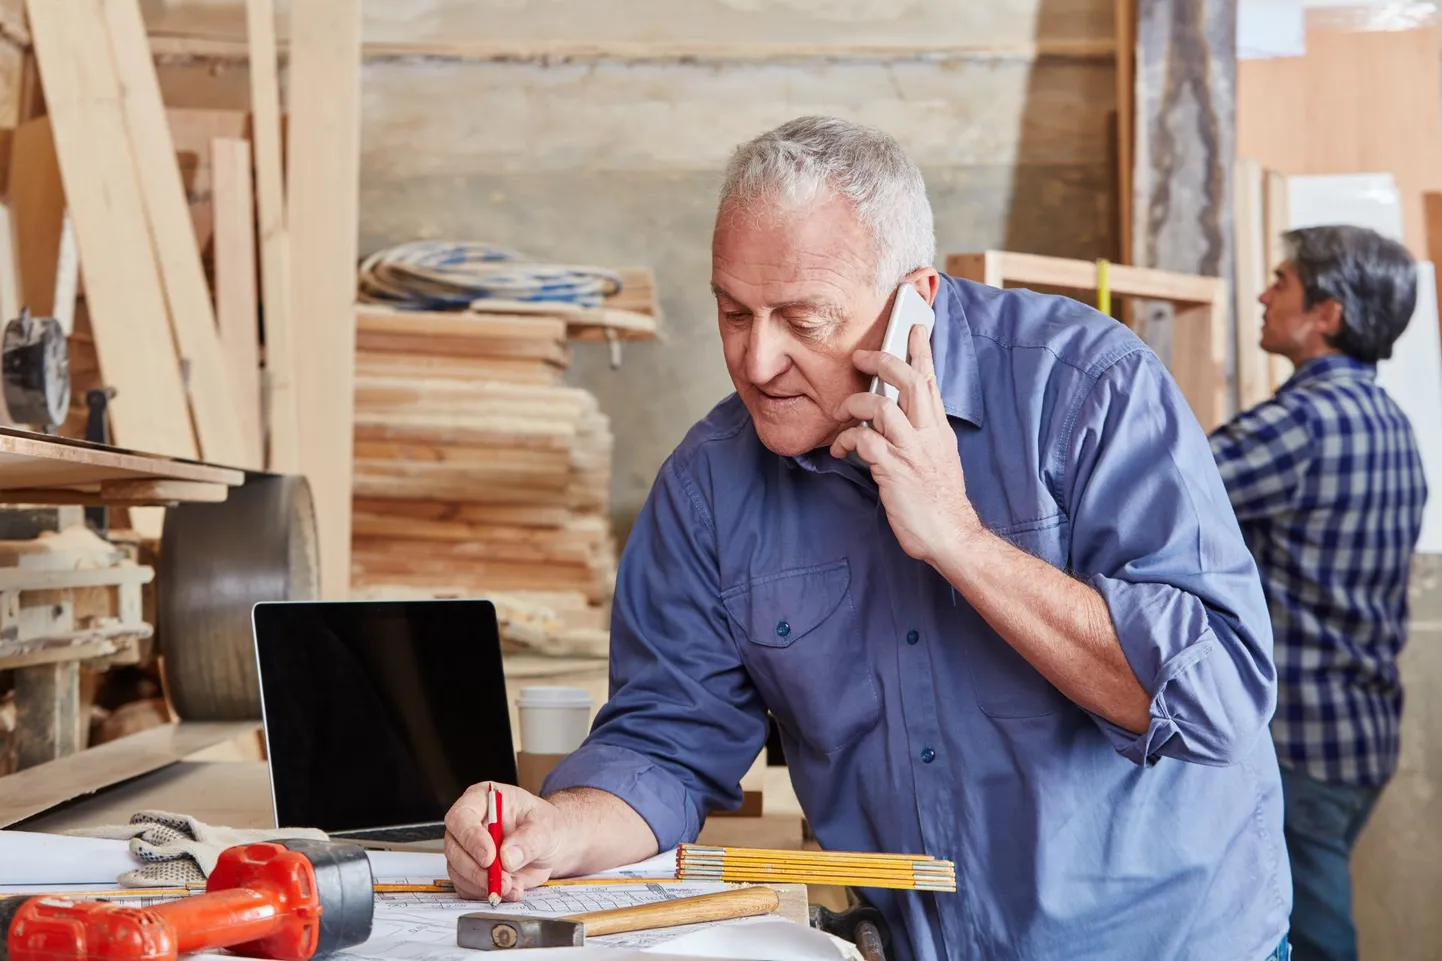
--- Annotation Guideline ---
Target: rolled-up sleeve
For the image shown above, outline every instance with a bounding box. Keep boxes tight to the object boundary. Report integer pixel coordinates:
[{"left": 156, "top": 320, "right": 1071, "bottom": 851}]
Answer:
[
  {"left": 541, "top": 454, "right": 769, "bottom": 849},
  {"left": 1062, "top": 349, "right": 1276, "bottom": 767}
]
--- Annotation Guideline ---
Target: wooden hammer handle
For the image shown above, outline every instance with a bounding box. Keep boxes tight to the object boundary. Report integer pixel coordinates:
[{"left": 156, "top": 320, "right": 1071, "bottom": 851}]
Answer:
[{"left": 562, "top": 886, "right": 780, "bottom": 937}]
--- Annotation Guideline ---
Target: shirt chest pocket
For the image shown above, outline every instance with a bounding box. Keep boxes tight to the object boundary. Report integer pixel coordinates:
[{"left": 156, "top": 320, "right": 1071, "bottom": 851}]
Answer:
[{"left": 722, "top": 560, "right": 881, "bottom": 755}]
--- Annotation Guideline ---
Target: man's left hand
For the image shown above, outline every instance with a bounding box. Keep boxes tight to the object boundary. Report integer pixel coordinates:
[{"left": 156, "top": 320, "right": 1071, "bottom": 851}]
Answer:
[{"left": 831, "top": 324, "right": 983, "bottom": 565}]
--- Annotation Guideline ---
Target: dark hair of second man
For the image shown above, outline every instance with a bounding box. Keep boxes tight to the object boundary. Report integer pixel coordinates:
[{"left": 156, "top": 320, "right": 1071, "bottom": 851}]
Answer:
[{"left": 1283, "top": 225, "right": 1418, "bottom": 364}]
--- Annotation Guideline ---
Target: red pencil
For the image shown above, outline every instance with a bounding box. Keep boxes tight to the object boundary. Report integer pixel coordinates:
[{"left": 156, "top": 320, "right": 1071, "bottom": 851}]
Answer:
[{"left": 486, "top": 786, "right": 503, "bottom": 907}]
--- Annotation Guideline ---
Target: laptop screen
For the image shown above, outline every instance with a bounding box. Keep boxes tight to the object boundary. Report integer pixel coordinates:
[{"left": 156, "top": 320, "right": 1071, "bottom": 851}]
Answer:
[{"left": 252, "top": 599, "right": 518, "bottom": 833}]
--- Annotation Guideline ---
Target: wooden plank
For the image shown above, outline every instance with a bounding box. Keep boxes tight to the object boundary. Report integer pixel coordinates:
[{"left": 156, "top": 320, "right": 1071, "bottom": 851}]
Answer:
[
  {"left": 0, "top": 566, "right": 152, "bottom": 591},
  {"left": 942, "top": 251, "right": 1221, "bottom": 304},
  {"left": 165, "top": 108, "right": 250, "bottom": 260},
  {"left": 24, "top": 0, "right": 196, "bottom": 460},
  {"left": 0, "top": 202, "right": 17, "bottom": 326},
  {"left": 98, "top": 479, "right": 229, "bottom": 503},
  {"left": 0, "top": 721, "right": 260, "bottom": 827},
  {"left": 943, "top": 249, "right": 1226, "bottom": 429},
  {"left": 146, "top": 35, "right": 1119, "bottom": 64},
  {"left": 1169, "top": 297, "right": 1228, "bottom": 433},
  {"left": 0, "top": 428, "right": 244, "bottom": 491},
  {"left": 102, "top": 0, "right": 248, "bottom": 468},
  {"left": 247, "top": 0, "right": 297, "bottom": 473},
  {"left": 211, "top": 137, "right": 265, "bottom": 468},
  {"left": 52, "top": 216, "right": 78, "bottom": 336},
  {"left": 13, "top": 661, "right": 81, "bottom": 769},
  {"left": 0, "top": 628, "right": 149, "bottom": 672},
  {"left": 1263, "top": 170, "right": 1293, "bottom": 391},
  {"left": 17, "top": 758, "right": 275, "bottom": 833},
  {"left": 465, "top": 300, "right": 658, "bottom": 340},
  {"left": 1114, "top": 0, "right": 1135, "bottom": 265},
  {"left": 8, "top": 117, "right": 65, "bottom": 318},
  {"left": 1233, "top": 158, "right": 1270, "bottom": 411},
  {"left": 286, "top": 0, "right": 363, "bottom": 598},
  {"left": 1238, "top": 11, "right": 1442, "bottom": 257}
]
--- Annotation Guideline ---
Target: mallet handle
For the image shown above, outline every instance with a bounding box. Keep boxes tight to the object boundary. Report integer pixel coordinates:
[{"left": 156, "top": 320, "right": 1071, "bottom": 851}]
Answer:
[{"left": 562, "top": 886, "right": 780, "bottom": 937}]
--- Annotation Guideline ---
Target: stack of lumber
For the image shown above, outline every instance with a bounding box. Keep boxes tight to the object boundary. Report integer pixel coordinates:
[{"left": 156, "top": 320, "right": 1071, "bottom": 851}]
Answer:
[
  {"left": 349, "top": 265, "right": 659, "bottom": 657},
  {"left": 0, "top": 0, "right": 362, "bottom": 600}
]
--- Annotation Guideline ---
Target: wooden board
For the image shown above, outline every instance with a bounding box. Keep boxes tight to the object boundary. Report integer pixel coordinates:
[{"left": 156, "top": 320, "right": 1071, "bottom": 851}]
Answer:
[
  {"left": 1114, "top": 0, "right": 1135, "bottom": 265},
  {"left": 103, "top": 0, "right": 248, "bottom": 468},
  {"left": 166, "top": 107, "right": 251, "bottom": 259},
  {"left": 1263, "top": 170, "right": 1293, "bottom": 391},
  {"left": 14, "top": 661, "right": 82, "bottom": 769},
  {"left": 0, "top": 721, "right": 260, "bottom": 827},
  {"left": 1238, "top": 10, "right": 1442, "bottom": 257},
  {"left": 211, "top": 136, "right": 264, "bottom": 469},
  {"left": 944, "top": 251, "right": 1221, "bottom": 305},
  {"left": 24, "top": 0, "right": 196, "bottom": 460},
  {"left": 0, "top": 427, "right": 243, "bottom": 493},
  {"left": 287, "top": 0, "right": 362, "bottom": 598},
  {"left": 8, "top": 116, "right": 64, "bottom": 318},
  {"left": 17, "top": 759, "right": 277, "bottom": 832},
  {"left": 246, "top": 0, "right": 297, "bottom": 473},
  {"left": 946, "top": 249, "right": 1228, "bottom": 430},
  {"left": 1233, "top": 158, "right": 1270, "bottom": 411}
]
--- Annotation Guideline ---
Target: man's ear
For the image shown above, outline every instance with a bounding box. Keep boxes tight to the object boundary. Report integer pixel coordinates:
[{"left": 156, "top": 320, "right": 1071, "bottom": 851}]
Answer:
[
  {"left": 1314, "top": 298, "right": 1345, "bottom": 338},
  {"left": 906, "top": 267, "right": 941, "bottom": 306}
]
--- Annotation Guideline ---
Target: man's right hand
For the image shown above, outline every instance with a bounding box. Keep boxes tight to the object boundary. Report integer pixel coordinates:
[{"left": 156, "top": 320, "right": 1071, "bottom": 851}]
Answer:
[{"left": 444, "top": 782, "right": 572, "bottom": 902}]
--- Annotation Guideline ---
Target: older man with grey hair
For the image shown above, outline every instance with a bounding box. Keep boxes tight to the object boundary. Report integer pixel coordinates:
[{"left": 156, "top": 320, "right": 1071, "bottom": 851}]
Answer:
[{"left": 445, "top": 116, "right": 1292, "bottom": 960}]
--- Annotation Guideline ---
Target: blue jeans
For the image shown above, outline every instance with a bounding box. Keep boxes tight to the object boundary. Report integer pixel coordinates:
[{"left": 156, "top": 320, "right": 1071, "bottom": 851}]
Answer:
[{"left": 1279, "top": 765, "right": 1384, "bottom": 961}]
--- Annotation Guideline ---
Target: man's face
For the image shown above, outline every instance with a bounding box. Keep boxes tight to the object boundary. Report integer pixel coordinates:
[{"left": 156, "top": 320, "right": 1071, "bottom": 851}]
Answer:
[
  {"left": 1258, "top": 260, "right": 1337, "bottom": 361},
  {"left": 711, "top": 193, "right": 896, "bottom": 457}
]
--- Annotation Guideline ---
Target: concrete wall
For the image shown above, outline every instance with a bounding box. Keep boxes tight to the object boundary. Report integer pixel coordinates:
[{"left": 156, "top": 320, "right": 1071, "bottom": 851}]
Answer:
[
  {"left": 149, "top": 0, "right": 1119, "bottom": 533},
  {"left": 356, "top": 61, "right": 1115, "bottom": 534}
]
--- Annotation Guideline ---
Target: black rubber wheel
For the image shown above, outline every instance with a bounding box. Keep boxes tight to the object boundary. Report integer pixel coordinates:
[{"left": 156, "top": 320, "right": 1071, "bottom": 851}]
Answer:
[{"left": 158, "top": 472, "right": 320, "bottom": 720}]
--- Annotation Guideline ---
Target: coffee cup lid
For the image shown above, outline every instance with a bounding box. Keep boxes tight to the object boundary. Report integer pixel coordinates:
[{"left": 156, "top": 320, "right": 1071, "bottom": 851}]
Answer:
[{"left": 517, "top": 685, "right": 593, "bottom": 708}]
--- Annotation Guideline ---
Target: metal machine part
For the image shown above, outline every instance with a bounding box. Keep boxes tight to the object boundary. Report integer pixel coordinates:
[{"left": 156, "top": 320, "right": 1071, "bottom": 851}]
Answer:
[
  {"left": 1, "top": 309, "right": 69, "bottom": 429},
  {"left": 159, "top": 473, "right": 320, "bottom": 720},
  {"left": 809, "top": 900, "right": 892, "bottom": 961},
  {"left": 456, "top": 915, "right": 585, "bottom": 951}
]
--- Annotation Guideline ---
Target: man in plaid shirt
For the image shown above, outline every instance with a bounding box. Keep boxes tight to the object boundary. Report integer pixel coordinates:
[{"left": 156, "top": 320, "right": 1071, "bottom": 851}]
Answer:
[{"left": 1209, "top": 225, "right": 1427, "bottom": 961}]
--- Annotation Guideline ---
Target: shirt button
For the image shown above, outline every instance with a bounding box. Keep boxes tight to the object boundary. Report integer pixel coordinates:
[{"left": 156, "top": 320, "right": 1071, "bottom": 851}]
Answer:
[
  {"left": 920, "top": 746, "right": 936, "bottom": 764},
  {"left": 906, "top": 629, "right": 920, "bottom": 645},
  {"left": 775, "top": 620, "right": 791, "bottom": 638}
]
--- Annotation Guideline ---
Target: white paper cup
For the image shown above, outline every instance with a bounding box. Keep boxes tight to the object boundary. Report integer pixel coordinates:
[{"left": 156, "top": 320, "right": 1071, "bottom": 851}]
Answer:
[{"left": 517, "top": 686, "right": 594, "bottom": 755}]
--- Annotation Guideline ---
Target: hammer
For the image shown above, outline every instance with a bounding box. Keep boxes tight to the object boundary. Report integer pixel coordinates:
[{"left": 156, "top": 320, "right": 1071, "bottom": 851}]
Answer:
[{"left": 456, "top": 886, "right": 780, "bottom": 950}]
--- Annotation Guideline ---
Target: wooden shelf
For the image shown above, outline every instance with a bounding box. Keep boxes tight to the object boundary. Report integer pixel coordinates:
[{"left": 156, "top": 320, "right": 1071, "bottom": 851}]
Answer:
[
  {"left": 0, "top": 427, "right": 245, "bottom": 504},
  {"left": 946, "top": 250, "right": 1229, "bottom": 432}
]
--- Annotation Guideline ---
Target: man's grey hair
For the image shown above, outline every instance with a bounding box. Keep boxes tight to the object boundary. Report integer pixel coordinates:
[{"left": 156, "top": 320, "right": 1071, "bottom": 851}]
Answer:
[
  {"left": 1283, "top": 225, "right": 1416, "bottom": 364},
  {"left": 718, "top": 116, "right": 936, "bottom": 294}
]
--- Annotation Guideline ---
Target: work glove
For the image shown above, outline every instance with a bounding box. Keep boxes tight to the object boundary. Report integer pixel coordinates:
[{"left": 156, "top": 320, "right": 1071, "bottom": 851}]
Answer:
[{"left": 66, "top": 810, "right": 328, "bottom": 887}]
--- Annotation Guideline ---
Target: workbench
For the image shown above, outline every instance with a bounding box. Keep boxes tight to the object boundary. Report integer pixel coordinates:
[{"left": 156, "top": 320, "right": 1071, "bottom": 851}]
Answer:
[{"left": 12, "top": 741, "right": 822, "bottom": 926}]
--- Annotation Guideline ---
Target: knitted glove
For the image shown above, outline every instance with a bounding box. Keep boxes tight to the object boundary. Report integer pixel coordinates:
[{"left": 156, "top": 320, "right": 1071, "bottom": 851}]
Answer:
[{"left": 66, "top": 811, "right": 329, "bottom": 887}]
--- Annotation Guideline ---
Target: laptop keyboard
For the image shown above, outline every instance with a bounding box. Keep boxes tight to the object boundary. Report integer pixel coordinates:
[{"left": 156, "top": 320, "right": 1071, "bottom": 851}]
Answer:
[{"left": 331, "top": 822, "right": 447, "bottom": 843}]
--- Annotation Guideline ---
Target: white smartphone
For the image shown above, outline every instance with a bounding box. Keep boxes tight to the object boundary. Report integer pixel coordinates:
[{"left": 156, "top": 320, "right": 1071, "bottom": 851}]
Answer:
[
  {"left": 848, "top": 284, "right": 936, "bottom": 467},
  {"left": 869, "top": 283, "right": 936, "bottom": 405}
]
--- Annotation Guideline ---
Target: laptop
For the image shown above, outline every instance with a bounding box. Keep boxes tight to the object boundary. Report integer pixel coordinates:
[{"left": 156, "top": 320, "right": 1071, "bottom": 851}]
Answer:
[{"left": 251, "top": 598, "right": 518, "bottom": 845}]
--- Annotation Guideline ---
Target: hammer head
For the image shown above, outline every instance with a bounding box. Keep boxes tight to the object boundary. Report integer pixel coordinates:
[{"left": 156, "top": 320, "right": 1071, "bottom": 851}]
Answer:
[{"left": 456, "top": 914, "right": 584, "bottom": 951}]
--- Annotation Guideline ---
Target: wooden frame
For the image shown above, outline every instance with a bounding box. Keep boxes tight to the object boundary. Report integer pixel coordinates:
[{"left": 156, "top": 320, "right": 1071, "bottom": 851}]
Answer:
[{"left": 946, "top": 251, "right": 1230, "bottom": 431}]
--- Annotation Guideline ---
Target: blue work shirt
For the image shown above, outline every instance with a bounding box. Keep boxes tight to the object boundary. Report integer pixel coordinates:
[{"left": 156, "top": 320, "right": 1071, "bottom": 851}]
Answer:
[{"left": 544, "top": 274, "right": 1292, "bottom": 960}]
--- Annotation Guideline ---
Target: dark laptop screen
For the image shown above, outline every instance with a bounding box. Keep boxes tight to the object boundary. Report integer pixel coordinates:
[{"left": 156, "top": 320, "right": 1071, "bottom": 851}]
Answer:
[{"left": 253, "top": 599, "right": 518, "bottom": 833}]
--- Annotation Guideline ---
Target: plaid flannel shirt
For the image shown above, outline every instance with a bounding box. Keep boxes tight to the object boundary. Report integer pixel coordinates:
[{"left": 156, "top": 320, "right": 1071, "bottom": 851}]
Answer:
[{"left": 1209, "top": 354, "right": 1427, "bottom": 786}]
